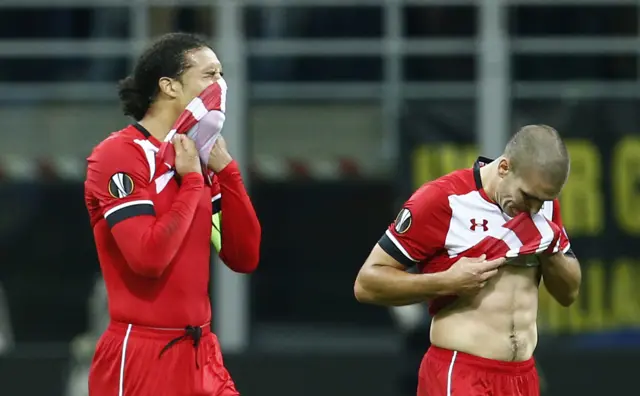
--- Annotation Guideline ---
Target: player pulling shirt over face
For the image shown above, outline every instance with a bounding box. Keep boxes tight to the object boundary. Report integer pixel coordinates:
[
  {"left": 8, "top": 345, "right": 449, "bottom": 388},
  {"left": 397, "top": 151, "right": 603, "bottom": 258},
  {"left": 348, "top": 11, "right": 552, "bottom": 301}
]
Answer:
[{"left": 85, "top": 33, "right": 261, "bottom": 396}]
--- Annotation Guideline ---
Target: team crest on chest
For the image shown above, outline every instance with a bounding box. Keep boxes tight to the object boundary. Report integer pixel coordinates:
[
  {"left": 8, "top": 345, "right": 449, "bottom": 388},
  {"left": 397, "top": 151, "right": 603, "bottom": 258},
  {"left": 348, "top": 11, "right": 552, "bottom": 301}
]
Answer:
[
  {"left": 394, "top": 208, "right": 412, "bottom": 234},
  {"left": 108, "top": 173, "right": 135, "bottom": 199}
]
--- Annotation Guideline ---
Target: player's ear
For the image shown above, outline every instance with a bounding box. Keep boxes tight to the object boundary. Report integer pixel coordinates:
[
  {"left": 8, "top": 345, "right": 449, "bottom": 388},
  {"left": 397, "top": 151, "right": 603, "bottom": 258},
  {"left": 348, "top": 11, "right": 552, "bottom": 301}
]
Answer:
[
  {"left": 158, "top": 77, "right": 180, "bottom": 99},
  {"left": 498, "top": 158, "right": 510, "bottom": 179}
]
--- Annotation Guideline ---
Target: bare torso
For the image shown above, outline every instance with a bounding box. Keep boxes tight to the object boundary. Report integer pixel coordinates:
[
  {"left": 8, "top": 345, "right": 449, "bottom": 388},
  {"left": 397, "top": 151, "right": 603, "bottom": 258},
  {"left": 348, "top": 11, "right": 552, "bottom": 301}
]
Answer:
[{"left": 430, "top": 261, "right": 540, "bottom": 361}]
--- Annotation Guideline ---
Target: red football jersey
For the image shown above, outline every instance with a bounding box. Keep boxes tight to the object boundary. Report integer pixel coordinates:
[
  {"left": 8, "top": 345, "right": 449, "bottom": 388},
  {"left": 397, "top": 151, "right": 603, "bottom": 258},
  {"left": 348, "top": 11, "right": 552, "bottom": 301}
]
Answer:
[
  {"left": 84, "top": 123, "right": 260, "bottom": 328},
  {"left": 378, "top": 157, "right": 572, "bottom": 316}
]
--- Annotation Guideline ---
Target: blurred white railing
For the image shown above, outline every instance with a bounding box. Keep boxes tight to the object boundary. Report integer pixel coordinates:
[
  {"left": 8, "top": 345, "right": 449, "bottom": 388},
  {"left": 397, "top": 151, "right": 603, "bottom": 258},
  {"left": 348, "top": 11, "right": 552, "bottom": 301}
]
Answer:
[
  {"left": 2, "top": 0, "right": 640, "bottom": 102},
  {"left": 6, "top": 36, "right": 640, "bottom": 57}
]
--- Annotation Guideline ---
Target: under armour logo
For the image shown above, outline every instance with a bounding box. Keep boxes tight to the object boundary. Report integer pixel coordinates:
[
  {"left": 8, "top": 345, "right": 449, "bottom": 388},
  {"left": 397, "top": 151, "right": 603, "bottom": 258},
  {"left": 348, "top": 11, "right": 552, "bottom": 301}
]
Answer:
[{"left": 470, "top": 218, "right": 489, "bottom": 232}]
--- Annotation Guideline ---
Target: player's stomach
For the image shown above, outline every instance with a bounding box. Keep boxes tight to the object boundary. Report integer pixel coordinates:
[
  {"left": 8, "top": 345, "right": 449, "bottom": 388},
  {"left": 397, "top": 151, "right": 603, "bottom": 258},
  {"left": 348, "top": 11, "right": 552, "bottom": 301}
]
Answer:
[{"left": 430, "top": 265, "right": 540, "bottom": 362}]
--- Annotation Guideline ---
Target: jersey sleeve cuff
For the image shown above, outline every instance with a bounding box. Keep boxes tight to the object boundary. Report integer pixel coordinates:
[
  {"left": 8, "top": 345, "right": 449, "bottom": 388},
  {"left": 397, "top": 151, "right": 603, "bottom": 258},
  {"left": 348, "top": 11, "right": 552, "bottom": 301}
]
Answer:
[
  {"left": 182, "top": 172, "right": 205, "bottom": 184},
  {"left": 563, "top": 243, "right": 576, "bottom": 258},
  {"left": 378, "top": 230, "right": 419, "bottom": 268},
  {"left": 104, "top": 200, "right": 155, "bottom": 228},
  {"left": 216, "top": 160, "right": 240, "bottom": 180}
]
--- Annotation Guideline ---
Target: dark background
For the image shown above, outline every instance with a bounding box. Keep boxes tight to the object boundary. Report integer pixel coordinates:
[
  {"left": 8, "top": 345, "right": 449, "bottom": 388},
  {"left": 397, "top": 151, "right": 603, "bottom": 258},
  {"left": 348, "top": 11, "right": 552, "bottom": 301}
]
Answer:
[{"left": 1, "top": 2, "right": 639, "bottom": 396}]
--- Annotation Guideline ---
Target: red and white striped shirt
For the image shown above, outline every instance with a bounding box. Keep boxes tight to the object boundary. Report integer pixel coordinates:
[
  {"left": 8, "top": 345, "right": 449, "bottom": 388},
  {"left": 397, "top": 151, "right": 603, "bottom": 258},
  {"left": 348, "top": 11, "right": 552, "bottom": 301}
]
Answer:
[{"left": 379, "top": 157, "right": 571, "bottom": 316}]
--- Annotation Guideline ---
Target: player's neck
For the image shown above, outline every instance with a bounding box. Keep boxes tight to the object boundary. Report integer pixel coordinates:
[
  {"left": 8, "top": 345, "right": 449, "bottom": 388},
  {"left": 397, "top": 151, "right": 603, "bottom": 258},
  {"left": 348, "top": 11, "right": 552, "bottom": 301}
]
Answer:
[
  {"left": 479, "top": 161, "right": 499, "bottom": 202},
  {"left": 138, "top": 108, "right": 179, "bottom": 143}
]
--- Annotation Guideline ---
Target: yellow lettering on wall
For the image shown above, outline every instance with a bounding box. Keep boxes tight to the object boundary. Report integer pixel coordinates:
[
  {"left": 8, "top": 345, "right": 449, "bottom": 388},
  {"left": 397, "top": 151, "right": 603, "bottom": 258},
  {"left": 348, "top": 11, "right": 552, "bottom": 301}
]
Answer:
[
  {"left": 610, "top": 259, "right": 640, "bottom": 325},
  {"left": 560, "top": 140, "right": 603, "bottom": 236},
  {"left": 613, "top": 137, "right": 640, "bottom": 234},
  {"left": 411, "top": 145, "right": 434, "bottom": 189},
  {"left": 539, "top": 259, "right": 640, "bottom": 334},
  {"left": 440, "top": 145, "right": 478, "bottom": 176},
  {"left": 570, "top": 261, "right": 605, "bottom": 332},
  {"left": 411, "top": 144, "right": 478, "bottom": 189},
  {"left": 539, "top": 260, "right": 603, "bottom": 333}
]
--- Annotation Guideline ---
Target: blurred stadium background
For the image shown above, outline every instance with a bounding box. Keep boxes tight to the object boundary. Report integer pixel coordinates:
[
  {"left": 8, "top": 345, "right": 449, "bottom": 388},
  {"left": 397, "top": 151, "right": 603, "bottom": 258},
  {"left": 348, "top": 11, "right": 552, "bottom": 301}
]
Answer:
[{"left": 0, "top": 0, "right": 639, "bottom": 395}]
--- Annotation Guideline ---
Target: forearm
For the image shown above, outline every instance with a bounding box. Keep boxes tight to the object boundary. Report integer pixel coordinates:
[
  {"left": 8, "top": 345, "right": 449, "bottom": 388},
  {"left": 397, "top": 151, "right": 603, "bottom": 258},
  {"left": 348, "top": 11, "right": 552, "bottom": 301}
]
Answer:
[
  {"left": 217, "top": 161, "right": 261, "bottom": 273},
  {"left": 112, "top": 173, "right": 204, "bottom": 277},
  {"left": 355, "top": 265, "right": 452, "bottom": 306},
  {"left": 540, "top": 254, "right": 581, "bottom": 307}
]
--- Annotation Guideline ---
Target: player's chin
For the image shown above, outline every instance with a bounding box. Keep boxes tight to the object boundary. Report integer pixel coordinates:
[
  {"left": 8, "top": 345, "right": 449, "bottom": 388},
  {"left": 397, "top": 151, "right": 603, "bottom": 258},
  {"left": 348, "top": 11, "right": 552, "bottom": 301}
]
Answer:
[{"left": 503, "top": 202, "right": 519, "bottom": 216}]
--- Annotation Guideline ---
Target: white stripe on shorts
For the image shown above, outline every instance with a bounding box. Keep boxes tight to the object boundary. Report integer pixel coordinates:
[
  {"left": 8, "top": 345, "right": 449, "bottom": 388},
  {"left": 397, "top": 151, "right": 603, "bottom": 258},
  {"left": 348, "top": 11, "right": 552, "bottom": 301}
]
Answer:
[
  {"left": 118, "top": 324, "right": 133, "bottom": 396},
  {"left": 447, "top": 351, "right": 458, "bottom": 396}
]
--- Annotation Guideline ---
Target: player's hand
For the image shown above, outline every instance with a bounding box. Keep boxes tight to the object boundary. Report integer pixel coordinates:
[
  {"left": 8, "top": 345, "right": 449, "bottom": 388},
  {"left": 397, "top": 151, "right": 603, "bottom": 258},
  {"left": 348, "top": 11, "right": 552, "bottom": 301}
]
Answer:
[
  {"left": 444, "top": 255, "right": 506, "bottom": 294},
  {"left": 207, "top": 136, "right": 233, "bottom": 173},
  {"left": 173, "top": 135, "right": 202, "bottom": 176}
]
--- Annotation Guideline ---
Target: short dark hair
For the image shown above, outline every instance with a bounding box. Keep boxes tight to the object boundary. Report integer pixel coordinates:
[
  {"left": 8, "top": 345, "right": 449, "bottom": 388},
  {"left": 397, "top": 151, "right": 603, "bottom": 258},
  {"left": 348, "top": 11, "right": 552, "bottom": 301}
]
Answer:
[
  {"left": 503, "top": 124, "right": 570, "bottom": 186},
  {"left": 117, "top": 32, "right": 211, "bottom": 121}
]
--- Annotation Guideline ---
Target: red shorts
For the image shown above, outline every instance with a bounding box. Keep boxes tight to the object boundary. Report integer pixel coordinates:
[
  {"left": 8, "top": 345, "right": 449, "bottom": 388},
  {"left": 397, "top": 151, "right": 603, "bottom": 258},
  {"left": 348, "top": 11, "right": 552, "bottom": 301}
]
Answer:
[
  {"left": 88, "top": 322, "right": 239, "bottom": 396},
  {"left": 418, "top": 346, "right": 539, "bottom": 396}
]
